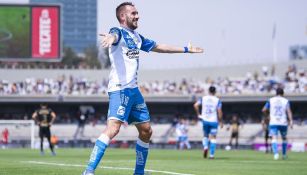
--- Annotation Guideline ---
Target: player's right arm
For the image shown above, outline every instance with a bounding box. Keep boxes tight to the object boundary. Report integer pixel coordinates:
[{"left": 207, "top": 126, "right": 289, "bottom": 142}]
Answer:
[
  {"left": 100, "top": 28, "right": 121, "bottom": 48},
  {"left": 262, "top": 101, "right": 270, "bottom": 116},
  {"left": 261, "top": 117, "right": 266, "bottom": 131}
]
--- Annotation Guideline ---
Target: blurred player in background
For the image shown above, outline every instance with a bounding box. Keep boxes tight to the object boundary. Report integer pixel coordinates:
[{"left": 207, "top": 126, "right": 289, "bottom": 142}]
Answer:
[
  {"left": 1, "top": 128, "right": 9, "bottom": 149},
  {"left": 261, "top": 115, "right": 271, "bottom": 153},
  {"left": 175, "top": 117, "right": 191, "bottom": 150},
  {"left": 262, "top": 87, "right": 293, "bottom": 160},
  {"left": 227, "top": 114, "right": 242, "bottom": 149},
  {"left": 194, "top": 86, "right": 223, "bottom": 159},
  {"left": 82, "top": 2, "right": 203, "bottom": 175},
  {"left": 32, "top": 103, "right": 56, "bottom": 156}
]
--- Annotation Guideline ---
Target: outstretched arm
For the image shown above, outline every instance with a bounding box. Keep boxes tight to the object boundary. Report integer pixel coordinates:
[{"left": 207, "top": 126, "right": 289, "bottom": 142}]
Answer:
[
  {"left": 152, "top": 43, "right": 204, "bottom": 53},
  {"left": 100, "top": 33, "right": 117, "bottom": 48}
]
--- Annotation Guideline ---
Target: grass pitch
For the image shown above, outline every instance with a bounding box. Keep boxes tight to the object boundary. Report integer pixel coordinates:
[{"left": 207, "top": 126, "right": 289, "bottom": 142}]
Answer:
[{"left": 0, "top": 148, "right": 306, "bottom": 175}]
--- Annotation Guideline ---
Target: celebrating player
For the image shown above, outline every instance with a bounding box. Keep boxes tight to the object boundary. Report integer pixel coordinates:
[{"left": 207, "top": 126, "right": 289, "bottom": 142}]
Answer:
[
  {"left": 32, "top": 103, "right": 56, "bottom": 156},
  {"left": 262, "top": 87, "right": 293, "bottom": 160},
  {"left": 82, "top": 2, "right": 203, "bottom": 175},
  {"left": 193, "top": 86, "right": 223, "bottom": 159}
]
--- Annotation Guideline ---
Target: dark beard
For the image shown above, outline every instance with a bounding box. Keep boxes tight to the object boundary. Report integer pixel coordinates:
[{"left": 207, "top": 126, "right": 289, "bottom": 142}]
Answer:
[{"left": 127, "top": 22, "right": 137, "bottom": 30}]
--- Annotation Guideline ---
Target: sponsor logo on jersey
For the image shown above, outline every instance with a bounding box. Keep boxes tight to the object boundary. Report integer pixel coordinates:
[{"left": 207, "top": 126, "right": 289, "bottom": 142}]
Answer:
[{"left": 126, "top": 49, "right": 140, "bottom": 59}]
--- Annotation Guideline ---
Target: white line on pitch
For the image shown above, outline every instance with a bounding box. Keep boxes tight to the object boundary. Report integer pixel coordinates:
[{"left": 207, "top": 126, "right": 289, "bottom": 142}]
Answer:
[{"left": 22, "top": 161, "right": 195, "bottom": 175}]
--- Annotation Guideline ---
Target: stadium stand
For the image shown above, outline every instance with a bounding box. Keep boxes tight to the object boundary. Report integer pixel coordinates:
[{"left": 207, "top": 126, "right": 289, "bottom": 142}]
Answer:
[{"left": 0, "top": 62, "right": 306, "bottom": 96}]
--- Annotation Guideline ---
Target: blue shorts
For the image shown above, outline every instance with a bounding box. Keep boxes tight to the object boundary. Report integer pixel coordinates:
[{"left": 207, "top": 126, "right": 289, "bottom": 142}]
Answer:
[
  {"left": 178, "top": 136, "right": 188, "bottom": 142},
  {"left": 202, "top": 121, "right": 218, "bottom": 137},
  {"left": 269, "top": 125, "right": 288, "bottom": 138},
  {"left": 108, "top": 88, "right": 150, "bottom": 125}
]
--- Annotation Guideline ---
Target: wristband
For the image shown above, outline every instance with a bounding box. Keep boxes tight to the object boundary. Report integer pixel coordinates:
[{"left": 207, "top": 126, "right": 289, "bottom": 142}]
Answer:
[{"left": 184, "top": 46, "right": 189, "bottom": 53}]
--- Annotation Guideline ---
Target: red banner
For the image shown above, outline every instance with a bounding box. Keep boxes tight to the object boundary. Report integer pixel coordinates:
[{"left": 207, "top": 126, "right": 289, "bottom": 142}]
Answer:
[{"left": 32, "top": 7, "right": 59, "bottom": 59}]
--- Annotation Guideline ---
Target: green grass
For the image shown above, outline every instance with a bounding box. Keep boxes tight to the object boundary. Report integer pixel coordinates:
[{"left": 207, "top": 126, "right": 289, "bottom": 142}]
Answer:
[
  {"left": 0, "top": 148, "right": 306, "bottom": 175},
  {"left": 0, "top": 6, "right": 30, "bottom": 58}
]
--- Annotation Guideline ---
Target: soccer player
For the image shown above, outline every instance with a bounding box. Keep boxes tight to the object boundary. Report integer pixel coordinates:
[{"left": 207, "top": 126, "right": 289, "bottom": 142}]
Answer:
[
  {"left": 82, "top": 2, "right": 203, "bottom": 175},
  {"left": 32, "top": 103, "right": 56, "bottom": 156},
  {"left": 175, "top": 117, "right": 191, "bottom": 150},
  {"left": 262, "top": 87, "right": 293, "bottom": 160},
  {"left": 261, "top": 115, "right": 271, "bottom": 153},
  {"left": 227, "top": 114, "right": 242, "bottom": 149},
  {"left": 193, "top": 86, "right": 223, "bottom": 159}
]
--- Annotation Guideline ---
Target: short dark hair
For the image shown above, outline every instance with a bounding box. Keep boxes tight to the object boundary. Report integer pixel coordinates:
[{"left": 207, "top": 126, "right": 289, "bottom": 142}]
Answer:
[
  {"left": 116, "top": 2, "right": 134, "bottom": 22},
  {"left": 276, "top": 87, "right": 284, "bottom": 96},
  {"left": 209, "top": 86, "right": 216, "bottom": 94}
]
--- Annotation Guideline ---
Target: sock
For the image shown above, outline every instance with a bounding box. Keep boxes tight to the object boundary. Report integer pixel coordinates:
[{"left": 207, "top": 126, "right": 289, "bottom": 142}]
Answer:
[
  {"left": 282, "top": 141, "right": 287, "bottom": 156},
  {"left": 202, "top": 137, "right": 209, "bottom": 150},
  {"left": 86, "top": 134, "right": 110, "bottom": 172},
  {"left": 134, "top": 138, "right": 149, "bottom": 175},
  {"left": 271, "top": 139, "right": 278, "bottom": 155},
  {"left": 210, "top": 139, "right": 216, "bottom": 157}
]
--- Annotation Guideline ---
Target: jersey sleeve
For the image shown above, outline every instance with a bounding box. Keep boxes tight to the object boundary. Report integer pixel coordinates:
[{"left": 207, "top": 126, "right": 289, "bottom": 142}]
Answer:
[
  {"left": 264, "top": 101, "right": 270, "bottom": 109},
  {"left": 286, "top": 101, "right": 290, "bottom": 110},
  {"left": 139, "top": 34, "right": 156, "bottom": 52},
  {"left": 109, "top": 27, "right": 121, "bottom": 46},
  {"left": 217, "top": 100, "right": 222, "bottom": 109}
]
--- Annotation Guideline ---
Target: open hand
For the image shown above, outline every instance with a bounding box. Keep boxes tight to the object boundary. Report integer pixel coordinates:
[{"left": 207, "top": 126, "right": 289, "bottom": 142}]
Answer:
[
  {"left": 100, "top": 33, "right": 116, "bottom": 48},
  {"left": 188, "top": 42, "right": 204, "bottom": 53}
]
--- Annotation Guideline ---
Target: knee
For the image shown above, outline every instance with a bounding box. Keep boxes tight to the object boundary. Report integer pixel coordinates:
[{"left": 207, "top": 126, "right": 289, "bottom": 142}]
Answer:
[{"left": 140, "top": 127, "right": 153, "bottom": 139}]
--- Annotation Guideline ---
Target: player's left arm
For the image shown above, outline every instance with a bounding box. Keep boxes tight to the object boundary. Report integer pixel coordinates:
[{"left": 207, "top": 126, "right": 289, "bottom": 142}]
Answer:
[
  {"left": 152, "top": 43, "right": 204, "bottom": 53},
  {"left": 286, "top": 102, "right": 293, "bottom": 129},
  {"left": 139, "top": 34, "right": 203, "bottom": 53},
  {"left": 217, "top": 108, "right": 223, "bottom": 128},
  {"left": 50, "top": 110, "right": 57, "bottom": 127},
  {"left": 217, "top": 100, "right": 223, "bottom": 128}
]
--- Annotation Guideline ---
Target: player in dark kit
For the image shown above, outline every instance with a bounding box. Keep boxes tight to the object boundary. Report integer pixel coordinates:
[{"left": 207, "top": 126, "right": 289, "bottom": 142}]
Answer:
[
  {"left": 227, "top": 115, "right": 241, "bottom": 149},
  {"left": 262, "top": 116, "right": 271, "bottom": 153},
  {"left": 32, "top": 103, "right": 56, "bottom": 156}
]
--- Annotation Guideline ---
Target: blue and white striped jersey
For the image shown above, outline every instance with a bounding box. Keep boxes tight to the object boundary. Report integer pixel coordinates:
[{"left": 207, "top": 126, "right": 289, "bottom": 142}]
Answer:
[{"left": 107, "top": 27, "right": 156, "bottom": 92}]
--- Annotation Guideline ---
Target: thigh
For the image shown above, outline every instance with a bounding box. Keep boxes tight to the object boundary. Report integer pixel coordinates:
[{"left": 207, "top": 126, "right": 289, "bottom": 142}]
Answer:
[
  {"left": 278, "top": 126, "right": 288, "bottom": 139},
  {"left": 269, "top": 125, "right": 278, "bottom": 137},
  {"left": 108, "top": 89, "right": 134, "bottom": 123},
  {"left": 202, "top": 121, "right": 210, "bottom": 137},
  {"left": 209, "top": 123, "right": 218, "bottom": 136},
  {"left": 128, "top": 89, "right": 150, "bottom": 125}
]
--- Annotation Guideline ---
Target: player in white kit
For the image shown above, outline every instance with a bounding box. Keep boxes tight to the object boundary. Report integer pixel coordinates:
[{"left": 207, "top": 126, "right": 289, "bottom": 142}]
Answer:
[
  {"left": 193, "top": 86, "right": 223, "bottom": 159},
  {"left": 176, "top": 118, "right": 191, "bottom": 150},
  {"left": 82, "top": 2, "right": 203, "bottom": 175},
  {"left": 262, "top": 88, "right": 293, "bottom": 160}
]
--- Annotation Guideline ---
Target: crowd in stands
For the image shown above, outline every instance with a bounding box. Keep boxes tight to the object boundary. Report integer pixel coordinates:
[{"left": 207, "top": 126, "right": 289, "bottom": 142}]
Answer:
[{"left": 0, "top": 65, "right": 306, "bottom": 96}]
